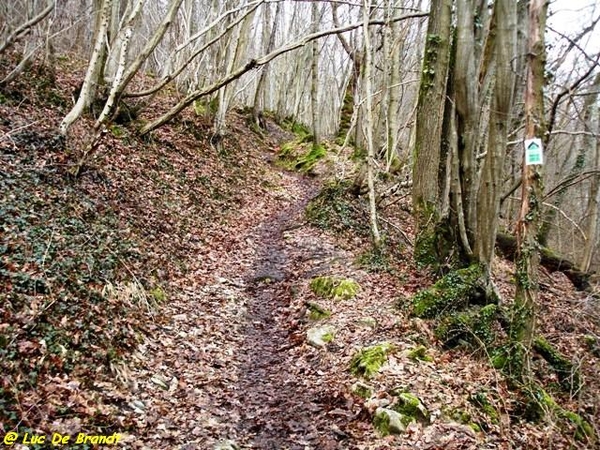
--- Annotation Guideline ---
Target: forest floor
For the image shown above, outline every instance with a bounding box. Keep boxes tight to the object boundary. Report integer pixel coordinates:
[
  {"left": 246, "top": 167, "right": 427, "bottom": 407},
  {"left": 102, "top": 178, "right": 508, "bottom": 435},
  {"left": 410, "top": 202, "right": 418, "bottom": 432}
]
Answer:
[{"left": 1, "top": 57, "right": 599, "bottom": 449}]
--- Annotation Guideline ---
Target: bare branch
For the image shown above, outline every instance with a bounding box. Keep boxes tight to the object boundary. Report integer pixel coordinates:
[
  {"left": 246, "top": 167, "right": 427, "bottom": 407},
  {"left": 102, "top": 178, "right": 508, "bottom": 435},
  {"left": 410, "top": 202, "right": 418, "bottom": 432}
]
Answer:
[
  {"left": 139, "top": 11, "right": 428, "bottom": 135},
  {"left": 0, "top": 0, "right": 55, "bottom": 54}
]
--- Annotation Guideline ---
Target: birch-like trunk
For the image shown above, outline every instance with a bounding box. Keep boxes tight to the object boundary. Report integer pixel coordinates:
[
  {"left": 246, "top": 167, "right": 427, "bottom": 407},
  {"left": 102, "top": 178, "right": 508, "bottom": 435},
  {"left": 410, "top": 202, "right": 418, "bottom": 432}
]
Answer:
[
  {"left": 60, "top": 0, "right": 113, "bottom": 135},
  {"left": 362, "top": 0, "right": 381, "bottom": 247},
  {"left": 310, "top": 2, "right": 320, "bottom": 146},
  {"left": 580, "top": 74, "right": 600, "bottom": 272}
]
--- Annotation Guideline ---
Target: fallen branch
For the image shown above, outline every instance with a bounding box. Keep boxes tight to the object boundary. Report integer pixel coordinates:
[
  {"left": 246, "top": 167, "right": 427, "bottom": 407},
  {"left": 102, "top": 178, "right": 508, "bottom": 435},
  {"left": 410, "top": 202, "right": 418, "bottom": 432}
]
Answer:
[{"left": 496, "top": 232, "right": 591, "bottom": 291}]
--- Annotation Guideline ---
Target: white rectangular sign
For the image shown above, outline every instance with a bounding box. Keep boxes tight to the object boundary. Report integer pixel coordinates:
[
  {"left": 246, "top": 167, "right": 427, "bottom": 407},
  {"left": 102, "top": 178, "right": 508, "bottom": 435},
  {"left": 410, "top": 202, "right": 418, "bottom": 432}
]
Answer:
[{"left": 524, "top": 138, "right": 543, "bottom": 165}]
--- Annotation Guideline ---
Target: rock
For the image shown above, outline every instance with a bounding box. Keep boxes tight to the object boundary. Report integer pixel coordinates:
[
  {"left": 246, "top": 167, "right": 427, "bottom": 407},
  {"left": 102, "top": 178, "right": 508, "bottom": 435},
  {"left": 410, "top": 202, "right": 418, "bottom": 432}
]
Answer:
[
  {"left": 305, "top": 301, "right": 331, "bottom": 320},
  {"left": 213, "top": 440, "right": 239, "bottom": 450},
  {"left": 351, "top": 381, "right": 374, "bottom": 399},
  {"left": 357, "top": 317, "right": 377, "bottom": 328},
  {"left": 306, "top": 325, "right": 335, "bottom": 348},
  {"left": 349, "top": 342, "right": 393, "bottom": 378},
  {"left": 374, "top": 407, "right": 413, "bottom": 435},
  {"left": 394, "top": 392, "right": 430, "bottom": 423}
]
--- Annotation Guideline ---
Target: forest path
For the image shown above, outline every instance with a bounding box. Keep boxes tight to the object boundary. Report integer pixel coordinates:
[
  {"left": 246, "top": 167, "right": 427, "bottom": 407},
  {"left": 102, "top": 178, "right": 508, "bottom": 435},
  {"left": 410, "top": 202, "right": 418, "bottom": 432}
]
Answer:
[{"left": 122, "top": 164, "right": 359, "bottom": 450}]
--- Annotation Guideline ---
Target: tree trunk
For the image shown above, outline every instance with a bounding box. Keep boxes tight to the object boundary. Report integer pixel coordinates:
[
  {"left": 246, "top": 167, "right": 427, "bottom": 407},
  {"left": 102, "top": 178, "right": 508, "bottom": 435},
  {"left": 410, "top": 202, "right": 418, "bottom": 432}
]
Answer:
[
  {"left": 60, "top": 0, "right": 113, "bottom": 136},
  {"left": 412, "top": 0, "right": 453, "bottom": 267},
  {"left": 252, "top": 2, "right": 282, "bottom": 129},
  {"left": 362, "top": 0, "right": 381, "bottom": 247},
  {"left": 474, "top": 0, "right": 517, "bottom": 274},
  {"left": 310, "top": 1, "right": 320, "bottom": 147},
  {"left": 509, "top": 0, "right": 547, "bottom": 383},
  {"left": 580, "top": 74, "right": 600, "bottom": 272}
]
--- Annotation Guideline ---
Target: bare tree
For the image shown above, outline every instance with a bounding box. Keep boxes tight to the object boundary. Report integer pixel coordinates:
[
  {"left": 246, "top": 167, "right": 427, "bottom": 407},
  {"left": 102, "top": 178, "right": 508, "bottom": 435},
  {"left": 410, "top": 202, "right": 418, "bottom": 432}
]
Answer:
[{"left": 509, "top": 0, "right": 548, "bottom": 383}]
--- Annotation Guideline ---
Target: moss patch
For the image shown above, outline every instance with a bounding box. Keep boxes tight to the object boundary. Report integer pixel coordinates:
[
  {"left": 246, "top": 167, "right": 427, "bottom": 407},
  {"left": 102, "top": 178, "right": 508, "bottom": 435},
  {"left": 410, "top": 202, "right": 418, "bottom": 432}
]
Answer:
[
  {"left": 412, "top": 264, "right": 486, "bottom": 319},
  {"left": 277, "top": 141, "right": 326, "bottom": 173},
  {"left": 407, "top": 345, "right": 433, "bottom": 362},
  {"left": 373, "top": 408, "right": 412, "bottom": 436},
  {"left": 310, "top": 276, "right": 360, "bottom": 300},
  {"left": 468, "top": 391, "right": 499, "bottom": 424},
  {"left": 392, "top": 392, "right": 429, "bottom": 423},
  {"left": 435, "top": 304, "right": 498, "bottom": 348},
  {"left": 524, "top": 385, "right": 595, "bottom": 443},
  {"left": 533, "top": 336, "right": 582, "bottom": 392},
  {"left": 305, "top": 301, "right": 331, "bottom": 320},
  {"left": 350, "top": 343, "right": 393, "bottom": 379},
  {"left": 351, "top": 381, "right": 374, "bottom": 399}
]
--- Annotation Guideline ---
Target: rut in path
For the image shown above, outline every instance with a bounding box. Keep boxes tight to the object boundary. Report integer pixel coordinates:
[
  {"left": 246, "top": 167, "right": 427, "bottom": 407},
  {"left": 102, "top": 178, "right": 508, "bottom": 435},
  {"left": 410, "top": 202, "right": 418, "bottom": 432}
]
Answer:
[{"left": 233, "top": 179, "right": 344, "bottom": 449}]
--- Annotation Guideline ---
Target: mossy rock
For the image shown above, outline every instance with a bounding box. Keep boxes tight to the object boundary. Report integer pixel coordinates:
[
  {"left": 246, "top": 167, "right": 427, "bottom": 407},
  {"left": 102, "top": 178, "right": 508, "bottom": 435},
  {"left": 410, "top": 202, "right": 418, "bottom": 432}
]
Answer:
[
  {"left": 435, "top": 304, "right": 498, "bottom": 349},
  {"left": 533, "top": 336, "right": 582, "bottom": 392},
  {"left": 310, "top": 276, "right": 360, "bottom": 300},
  {"left": 468, "top": 391, "right": 499, "bottom": 424},
  {"left": 392, "top": 392, "right": 429, "bottom": 423},
  {"left": 373, "top": 407, "right": 413, "bottom": 435},
  {"left": 277, "top": 141, "right": 326, "bottom": 173},
  {"left": 350, "top": 343, "right": 393, "bottom": 379},
  {"left": 412, "top": 264, "right": 487, "bottom": 319},
  {"left": 351, "top": 381, "right": 374, "bottom": 399},
  {"left": 306, "top": 325, "right": 335, "bottom": 348},
  {"left": 305, "top": 301, "right": 331, "bottom": 320},
  {"left": 407, "top": 345, "right": 433, "bottom": 362}
]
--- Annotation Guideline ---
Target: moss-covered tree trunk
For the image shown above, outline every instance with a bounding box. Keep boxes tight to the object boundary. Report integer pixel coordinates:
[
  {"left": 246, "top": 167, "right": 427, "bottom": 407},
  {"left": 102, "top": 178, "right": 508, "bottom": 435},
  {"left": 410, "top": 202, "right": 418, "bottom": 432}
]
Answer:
[
  {"left": 412, "top": 0, "right": 453, "bottom": 267},
  {"left": 509, "top": 0, "right": 547, "bottom": 383}
]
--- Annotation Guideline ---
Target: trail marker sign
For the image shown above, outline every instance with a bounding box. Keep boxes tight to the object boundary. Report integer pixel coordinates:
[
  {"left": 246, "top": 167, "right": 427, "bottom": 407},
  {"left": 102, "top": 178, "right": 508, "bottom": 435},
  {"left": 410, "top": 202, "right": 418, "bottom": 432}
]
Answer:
[{"left": 524, "top": 138, "right": 543, "bottom": 165}]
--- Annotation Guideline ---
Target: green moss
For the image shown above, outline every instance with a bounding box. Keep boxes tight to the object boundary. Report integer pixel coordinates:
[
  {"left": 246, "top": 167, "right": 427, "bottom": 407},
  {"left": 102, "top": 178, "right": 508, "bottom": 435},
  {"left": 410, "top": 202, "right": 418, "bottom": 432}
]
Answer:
[
  {"left": 533, "top": 336, "right": 582, "bottom": 392},
  {"left": 351, "top": 381, "right": 374, "bottom": 399},
  {"left": 350, "top": 343, "right": 393, "bottom": 379},
  {"left": 414, "top": 224, "right": 438, "bottom": 269},
  {"left": 306, "top": 302, "right": 331, "bottom": 320},
  {"left": 468, "top": 391, "right": 499, "bottom": 424},
  {"left": 150, "top": 287, "right": 166, "bottom": 302},
  {"left": 322, "top": 332, "right": 334, "bottom": 343},
  {"left": 192, "top": 99, "right": 206, "bottom": 115},
  {"left": 392, "top": 392, "right": 429, "bottom": 423},
  {"left": 412, "top": 264, "right": 485, "bottom": 319},
  {"left": 310, "top": 276, "right": 359, "bottom": 300},
  {"left": 280, "top": 116, "right": 312, "bottom": 141},
  {"left": 277, "top": 141, "right": 326, "bottom": 173},
  {"left": 525, "top": 385, "right": 595, "bottom": 442},
  {"left": 110, "top": 124, "right": 125, "bottom": 138},
  {"left": 407, "top": 345, "right": 433, "bottom": 362},
  {"left": 435, "top": 304, "right": 498, "bottom": 348}
]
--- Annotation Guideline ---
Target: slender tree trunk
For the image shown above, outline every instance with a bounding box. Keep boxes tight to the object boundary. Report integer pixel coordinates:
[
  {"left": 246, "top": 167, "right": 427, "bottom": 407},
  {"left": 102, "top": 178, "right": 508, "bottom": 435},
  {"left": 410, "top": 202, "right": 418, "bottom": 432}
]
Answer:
[
  {"left": 310, "top": 1, "right": 320, "bottom": 146},
  {"left": 60, "top": 0, "right": 113, "bottom": 135},
  {"left": 362, "top": 0, "right": 381, "bottom": 247},
  {"left": 474, "top": 0, "right": 517, "bottom": 274},
  {"left": 580, "top": 74, "right": 600, "bottom": 272},
  {"left": 510, "top": 0, "right": 547, "bottom": 383},
  {"left": 252, "top": 2, "right": 282, "bottom": 128}
]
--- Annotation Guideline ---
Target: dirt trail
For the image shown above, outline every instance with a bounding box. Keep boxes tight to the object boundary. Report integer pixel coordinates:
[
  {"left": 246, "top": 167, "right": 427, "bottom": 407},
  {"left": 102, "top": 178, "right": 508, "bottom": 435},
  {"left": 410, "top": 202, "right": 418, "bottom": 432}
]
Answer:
[
  {"left": 121, "top": 169, "right": 354, "bottom": 450},
  {"left": 235, "top": 181, "right": 328, "bottom": 449}
]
